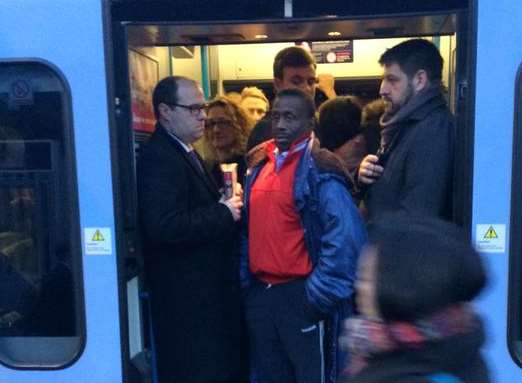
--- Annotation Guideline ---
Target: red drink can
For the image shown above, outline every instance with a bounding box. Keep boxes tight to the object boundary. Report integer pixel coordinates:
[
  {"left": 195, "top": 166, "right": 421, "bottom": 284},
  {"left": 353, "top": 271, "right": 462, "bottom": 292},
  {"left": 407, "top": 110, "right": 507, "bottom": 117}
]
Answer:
[{"left": 220, "top": 163, "right": 238, "bottom": 199}]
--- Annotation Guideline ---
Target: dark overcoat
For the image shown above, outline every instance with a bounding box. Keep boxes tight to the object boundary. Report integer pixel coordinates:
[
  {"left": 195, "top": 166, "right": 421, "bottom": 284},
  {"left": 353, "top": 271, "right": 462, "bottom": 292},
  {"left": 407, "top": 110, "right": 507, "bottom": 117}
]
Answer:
[
  {"left": 364, "top": 89, "right": 455, "bottom": 222},
  {"left": 138, "top": 126, "right": 240, "bottom": 383}
]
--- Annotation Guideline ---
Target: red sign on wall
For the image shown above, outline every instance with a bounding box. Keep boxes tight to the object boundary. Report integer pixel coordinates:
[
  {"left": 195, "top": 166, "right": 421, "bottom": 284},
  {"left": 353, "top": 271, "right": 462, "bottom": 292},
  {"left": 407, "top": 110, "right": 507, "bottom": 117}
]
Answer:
[
  {"left": 128, "top": 50, "right": 159, "bottom": 133},
  {"left": 311, "top": 41, "right": 354, "bottom": 64}
]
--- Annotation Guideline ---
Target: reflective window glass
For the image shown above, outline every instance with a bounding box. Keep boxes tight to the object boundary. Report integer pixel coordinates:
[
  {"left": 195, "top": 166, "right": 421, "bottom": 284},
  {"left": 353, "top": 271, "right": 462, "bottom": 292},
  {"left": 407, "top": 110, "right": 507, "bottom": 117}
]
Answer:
[{"left": 0, "top": 61, "right": 83, "bottom": 368}]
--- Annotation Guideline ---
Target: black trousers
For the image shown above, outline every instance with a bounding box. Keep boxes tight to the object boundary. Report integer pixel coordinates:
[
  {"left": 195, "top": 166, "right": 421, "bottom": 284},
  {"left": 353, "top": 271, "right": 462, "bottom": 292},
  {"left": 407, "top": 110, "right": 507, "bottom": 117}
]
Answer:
[{"left": 245, "top": 278, "right": 324, "bottom": 383}]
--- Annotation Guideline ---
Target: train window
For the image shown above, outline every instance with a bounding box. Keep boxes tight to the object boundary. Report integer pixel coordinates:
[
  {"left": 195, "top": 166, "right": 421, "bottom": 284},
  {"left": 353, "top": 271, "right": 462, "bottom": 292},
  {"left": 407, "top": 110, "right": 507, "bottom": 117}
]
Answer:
[{"left": 0, "top": 61, "right": 84, "bottom": 368}]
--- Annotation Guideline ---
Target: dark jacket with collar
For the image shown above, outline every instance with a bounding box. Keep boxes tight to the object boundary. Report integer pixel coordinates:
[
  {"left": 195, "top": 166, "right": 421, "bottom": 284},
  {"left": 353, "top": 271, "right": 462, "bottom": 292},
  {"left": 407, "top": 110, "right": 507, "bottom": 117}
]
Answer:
[
  {"left": 138, "top": 125, "right": 241, "bottom": 383},
  {"left": 362, "top": 86, "right": 455, "bottom": 222},
  {"left": 339, "top": 325, "right": 490, "bottom": 383},
  {"left": 242, "top": 137, "right": 367, "bottom": 383}
]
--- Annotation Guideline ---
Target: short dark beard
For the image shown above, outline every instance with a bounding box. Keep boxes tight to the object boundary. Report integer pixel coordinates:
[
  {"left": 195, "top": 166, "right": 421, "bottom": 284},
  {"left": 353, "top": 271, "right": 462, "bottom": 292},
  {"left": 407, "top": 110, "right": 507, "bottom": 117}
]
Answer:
[{"left": 385, "top": 82, "right": 414, "bottom": 117}]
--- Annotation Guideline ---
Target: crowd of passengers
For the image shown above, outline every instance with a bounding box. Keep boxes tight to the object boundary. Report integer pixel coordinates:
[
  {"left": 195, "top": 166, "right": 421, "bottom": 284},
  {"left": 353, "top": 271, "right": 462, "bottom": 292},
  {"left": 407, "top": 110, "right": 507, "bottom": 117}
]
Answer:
[{"left": 137, "top": 39, "right": 490, "bottom": 383}]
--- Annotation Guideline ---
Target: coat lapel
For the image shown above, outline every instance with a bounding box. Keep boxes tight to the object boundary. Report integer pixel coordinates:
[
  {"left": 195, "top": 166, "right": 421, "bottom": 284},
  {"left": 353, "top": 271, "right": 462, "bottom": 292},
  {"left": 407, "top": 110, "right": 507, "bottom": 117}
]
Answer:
[
  {"left": 190, "top": 149, "right": 221, "bottom": 194},
  {"left": 157, "top": 126, "right": 220, "bottom": 197}
]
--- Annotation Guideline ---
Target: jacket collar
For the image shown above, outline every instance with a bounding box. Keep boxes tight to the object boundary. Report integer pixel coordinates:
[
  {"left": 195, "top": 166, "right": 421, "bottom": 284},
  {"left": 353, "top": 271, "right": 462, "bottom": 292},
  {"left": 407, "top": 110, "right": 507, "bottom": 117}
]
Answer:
[
  {"left": 378, "top": 85, "right": 447, "bottom": 150},
  {"left": 156, "top": 124, "right": 219, "bottom": 195},
  {"left": 247, "top": 137, "right": 353, "bottom": 186},
  {"left": 380, "top": 84, "right": 446, "bottom": 128}
]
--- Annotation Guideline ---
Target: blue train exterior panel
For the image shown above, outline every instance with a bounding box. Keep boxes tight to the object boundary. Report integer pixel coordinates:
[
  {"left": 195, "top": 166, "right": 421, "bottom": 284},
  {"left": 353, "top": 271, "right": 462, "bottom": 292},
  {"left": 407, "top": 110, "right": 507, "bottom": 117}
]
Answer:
[
  {"left": 0, "top": 1, "right": 123, "bottom": 382},
  {"left": 472, "top": 1, "right": 522, "bottom": 381}
]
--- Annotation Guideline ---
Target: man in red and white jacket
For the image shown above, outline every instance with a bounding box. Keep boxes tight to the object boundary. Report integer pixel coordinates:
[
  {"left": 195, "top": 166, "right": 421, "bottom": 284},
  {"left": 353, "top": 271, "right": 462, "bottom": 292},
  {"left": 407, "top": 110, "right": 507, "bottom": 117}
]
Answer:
[{"left": 241, "top": 88, "right": 367, "bottom": 383}]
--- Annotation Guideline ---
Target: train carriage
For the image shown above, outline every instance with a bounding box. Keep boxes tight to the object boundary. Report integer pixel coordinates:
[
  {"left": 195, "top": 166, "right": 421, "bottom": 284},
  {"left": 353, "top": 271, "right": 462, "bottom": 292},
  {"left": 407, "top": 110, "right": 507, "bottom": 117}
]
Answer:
[{"left": 0, "top": 0, "right": 521, "bottom": 382}]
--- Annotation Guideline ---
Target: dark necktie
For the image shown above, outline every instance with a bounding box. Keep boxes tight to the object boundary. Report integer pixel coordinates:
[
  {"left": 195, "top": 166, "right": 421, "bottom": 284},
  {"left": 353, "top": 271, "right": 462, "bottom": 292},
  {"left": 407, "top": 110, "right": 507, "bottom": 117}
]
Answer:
[{"left": 188, "top": 150, "right": 205, "bottom": 174}]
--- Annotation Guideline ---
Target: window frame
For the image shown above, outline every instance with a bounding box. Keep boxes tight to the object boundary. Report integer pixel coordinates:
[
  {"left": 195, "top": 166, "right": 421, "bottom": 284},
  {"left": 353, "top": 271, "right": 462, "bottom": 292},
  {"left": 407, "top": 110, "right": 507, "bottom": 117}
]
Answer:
[
  {"left": 508, "top": 61, "right": 522, "bottom": 368},
  {"left": 0, "top": 59, "right": 86, "bottom": 370}
]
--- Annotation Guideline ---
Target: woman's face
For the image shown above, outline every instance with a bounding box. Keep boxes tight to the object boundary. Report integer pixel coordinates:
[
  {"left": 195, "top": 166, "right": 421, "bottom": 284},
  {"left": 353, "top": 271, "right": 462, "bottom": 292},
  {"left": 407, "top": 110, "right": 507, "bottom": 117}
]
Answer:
[
  {"left": 355, "top": 246, "right": 380, "bottom": 318},
  {"left": 206, "top": 106, "right": 236, "bottom": 152}
]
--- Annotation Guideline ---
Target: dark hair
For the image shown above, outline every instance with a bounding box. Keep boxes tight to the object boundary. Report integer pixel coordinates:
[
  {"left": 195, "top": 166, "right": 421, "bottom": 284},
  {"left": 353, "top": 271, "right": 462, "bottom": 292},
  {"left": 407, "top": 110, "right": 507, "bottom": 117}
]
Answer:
[
  {"left": 361, "top": 99, "right": 385, "bottom": 155},
  {"left": 379, "top": 39, "right": 443, "bottom": 84},
  {"left": 368, "top": 214, "right": 487, "bottom": 321},
  {"left": 361, "top": 98, "right": 385, "bottom": 127},
  {"left": 316, "top": 96, "right": 362, "bottom": 151},
  {"left": 273, "top": 46, "right": 316, "bottom": 80},
  {"left": 152, "top": 76, "right": 195, "bottom": 119},
  {"left": 275, "top": 88, "right": 316, "bottom": 119}
]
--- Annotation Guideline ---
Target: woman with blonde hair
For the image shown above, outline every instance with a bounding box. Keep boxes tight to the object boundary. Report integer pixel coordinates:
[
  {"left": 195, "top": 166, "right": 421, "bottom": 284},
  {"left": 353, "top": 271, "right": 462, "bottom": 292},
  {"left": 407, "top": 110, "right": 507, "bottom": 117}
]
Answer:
[
  {"left": 204, "top": 95, "right": 254, "bottom": 189},
  {"left": 240, "top": 86, "right": 269, "bottom": 122}
]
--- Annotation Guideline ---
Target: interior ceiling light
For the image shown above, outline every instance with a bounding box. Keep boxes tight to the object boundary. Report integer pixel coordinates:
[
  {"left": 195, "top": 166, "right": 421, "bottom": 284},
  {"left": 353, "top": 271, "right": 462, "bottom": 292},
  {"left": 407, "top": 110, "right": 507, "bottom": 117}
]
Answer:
[
  {"left": 328, "top": 31, "right": 341, "bottom": 37},
  {"left": 255, "top": 34, "right": 268, "bottom": 39}
]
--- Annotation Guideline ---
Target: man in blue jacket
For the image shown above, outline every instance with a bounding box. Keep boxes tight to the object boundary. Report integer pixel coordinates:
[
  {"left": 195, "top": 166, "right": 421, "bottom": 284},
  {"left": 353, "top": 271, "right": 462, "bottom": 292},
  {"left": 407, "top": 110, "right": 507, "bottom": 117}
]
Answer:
[{"left": 241, "top": 88, "right": 366, "bottom": 383}]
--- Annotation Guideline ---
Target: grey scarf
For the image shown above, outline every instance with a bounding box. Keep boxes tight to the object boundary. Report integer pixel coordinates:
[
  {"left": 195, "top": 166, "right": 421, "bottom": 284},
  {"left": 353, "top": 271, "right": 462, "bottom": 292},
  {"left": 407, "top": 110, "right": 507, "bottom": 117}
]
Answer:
[{"left": 379, "top": 84, "right": 444, "bottom": 150}]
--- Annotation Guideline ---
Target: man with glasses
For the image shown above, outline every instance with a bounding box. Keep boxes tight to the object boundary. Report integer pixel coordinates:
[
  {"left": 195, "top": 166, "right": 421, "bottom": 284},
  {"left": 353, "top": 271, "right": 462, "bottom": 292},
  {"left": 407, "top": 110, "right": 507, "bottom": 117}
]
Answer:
[
  {"left": 241, "top": 89, "right": 366, "bottom": 383},
  {"left": 138, "top": 76, "right": 243, "bottom": 383}
]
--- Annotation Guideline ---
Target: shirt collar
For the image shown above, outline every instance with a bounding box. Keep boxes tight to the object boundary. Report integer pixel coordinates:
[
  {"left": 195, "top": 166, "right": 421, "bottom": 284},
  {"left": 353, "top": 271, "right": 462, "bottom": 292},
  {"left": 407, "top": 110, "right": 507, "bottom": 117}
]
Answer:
[
  {"left": 272, "top": 133, "right": 310, "bottom": 155},
  {"left": 269, "top": 133, "right": 311, "bottom": 171},
  {"left": 163, "top": 126, "right": 193, "bottom": 152}
]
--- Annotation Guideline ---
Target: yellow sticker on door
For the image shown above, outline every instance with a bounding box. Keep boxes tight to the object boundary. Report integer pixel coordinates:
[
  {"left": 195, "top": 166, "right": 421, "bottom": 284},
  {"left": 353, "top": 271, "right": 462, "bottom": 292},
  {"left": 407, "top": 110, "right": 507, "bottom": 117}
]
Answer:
[
  {"left": 483, "top": 226, "right": 498, "bottom": 239},
  {"left": 84, "top": 227, "right": 112, "bottom": 255},
  {"left": 475, "top": 224, "right": 506, "bottom": 253}
]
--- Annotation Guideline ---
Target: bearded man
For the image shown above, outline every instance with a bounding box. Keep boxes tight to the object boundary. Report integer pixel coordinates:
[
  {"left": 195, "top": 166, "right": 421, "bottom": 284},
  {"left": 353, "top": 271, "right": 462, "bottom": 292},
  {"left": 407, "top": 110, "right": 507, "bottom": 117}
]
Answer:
[{"left": 357, "top": 39, "right": 455, "bottom": 222}]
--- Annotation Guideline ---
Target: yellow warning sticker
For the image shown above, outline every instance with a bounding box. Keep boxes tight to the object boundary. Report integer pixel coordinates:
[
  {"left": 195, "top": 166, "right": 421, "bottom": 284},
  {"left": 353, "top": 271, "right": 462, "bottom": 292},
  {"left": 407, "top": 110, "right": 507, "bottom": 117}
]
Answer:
[
  {"left": 84, "top": 227, "right": 112, "bottom": 255},
  {"left": 475, "top": 224, "right": 505, "bottom": 253},
  {"left": 91, "top": 229, "right": 105, "bottom": 242},
  {"left": 483, "top": 226, "right": 498, "bottom": 239}
]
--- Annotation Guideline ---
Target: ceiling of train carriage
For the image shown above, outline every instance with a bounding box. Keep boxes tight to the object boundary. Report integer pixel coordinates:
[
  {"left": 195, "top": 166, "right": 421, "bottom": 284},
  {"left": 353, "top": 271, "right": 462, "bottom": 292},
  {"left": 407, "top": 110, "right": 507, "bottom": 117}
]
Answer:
[
  {"left": 112, "top": 0, "right": 469, "bottom": 22},
  {"left": 126, "top": 13, "right": 457, "bottom": 46}
]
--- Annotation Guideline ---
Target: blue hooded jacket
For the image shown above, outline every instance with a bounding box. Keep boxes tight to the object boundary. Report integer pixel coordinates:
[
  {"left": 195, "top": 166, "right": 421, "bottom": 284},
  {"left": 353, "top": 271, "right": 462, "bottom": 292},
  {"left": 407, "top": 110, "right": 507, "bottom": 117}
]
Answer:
[{"left": 241, "top": 137, "right": 367, "bottom": 383}]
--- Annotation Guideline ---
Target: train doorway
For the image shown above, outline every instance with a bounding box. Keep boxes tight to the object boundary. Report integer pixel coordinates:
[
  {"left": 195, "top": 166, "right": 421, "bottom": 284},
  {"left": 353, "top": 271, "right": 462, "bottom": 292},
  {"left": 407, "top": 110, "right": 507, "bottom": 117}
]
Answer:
[{"left": 105, "top": 1, "right": 474, "bottom": 381}]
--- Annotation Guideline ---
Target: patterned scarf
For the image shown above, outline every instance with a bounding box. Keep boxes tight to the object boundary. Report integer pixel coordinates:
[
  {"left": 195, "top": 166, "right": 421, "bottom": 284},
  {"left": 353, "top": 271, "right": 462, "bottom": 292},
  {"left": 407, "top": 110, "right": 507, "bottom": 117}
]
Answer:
[{"left": 340, "top": 304, "right": 480, "bottom": 377}]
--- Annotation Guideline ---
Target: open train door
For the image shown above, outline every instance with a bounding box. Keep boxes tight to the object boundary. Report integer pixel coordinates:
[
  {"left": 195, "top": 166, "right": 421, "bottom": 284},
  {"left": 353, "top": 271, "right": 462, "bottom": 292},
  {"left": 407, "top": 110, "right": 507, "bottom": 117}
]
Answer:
[{"left": 105, "top": 1, "right": 484, "bottom": 382}]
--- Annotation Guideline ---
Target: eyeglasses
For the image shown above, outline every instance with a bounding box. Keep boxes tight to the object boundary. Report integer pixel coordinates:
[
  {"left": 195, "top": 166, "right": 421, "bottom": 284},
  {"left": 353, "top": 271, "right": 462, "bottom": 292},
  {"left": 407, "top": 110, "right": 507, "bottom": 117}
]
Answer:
[
  {"left": 205, "top": 119, "right": 233, "bottom": 129},
  {"left": 169, "top": 103, "right": 208, "bottom": 116}
]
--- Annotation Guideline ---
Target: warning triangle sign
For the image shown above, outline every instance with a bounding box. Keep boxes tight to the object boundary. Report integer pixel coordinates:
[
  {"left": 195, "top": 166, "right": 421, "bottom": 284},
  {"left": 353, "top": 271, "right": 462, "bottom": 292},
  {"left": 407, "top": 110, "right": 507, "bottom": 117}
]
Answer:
[
  {"left": 483, "top": 226, "right": 498, "bottom": 239},
  {"left": 92, "top": 229, "right": 105, "bottom": 242}
]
